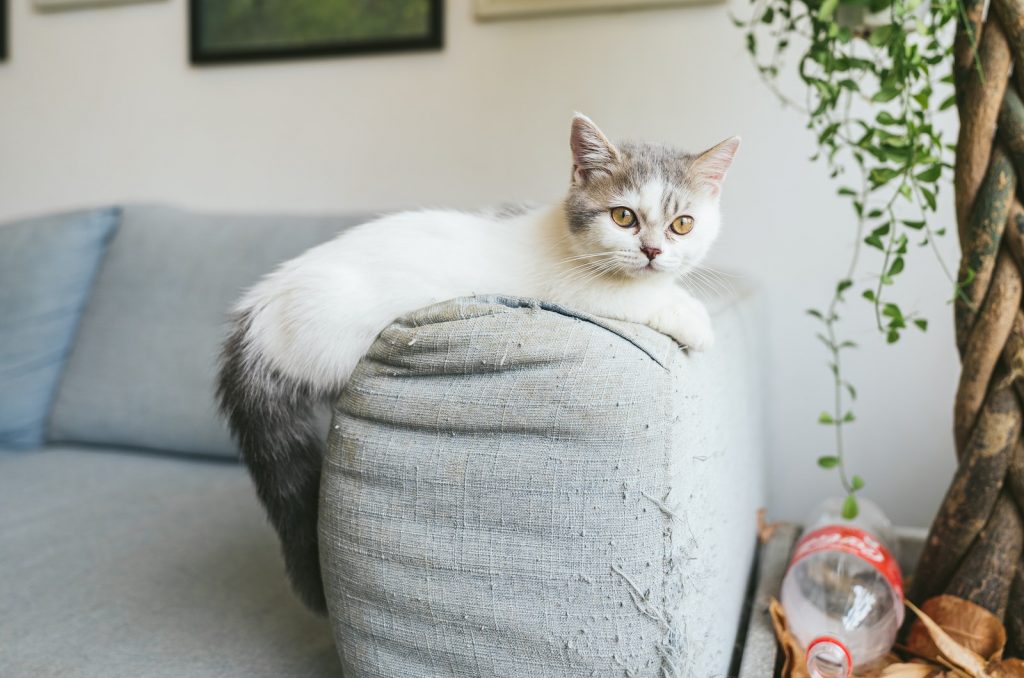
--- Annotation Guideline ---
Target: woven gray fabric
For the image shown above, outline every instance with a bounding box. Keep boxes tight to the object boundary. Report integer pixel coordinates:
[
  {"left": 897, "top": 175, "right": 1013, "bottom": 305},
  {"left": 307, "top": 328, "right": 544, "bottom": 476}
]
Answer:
[
  {"left": 0, "top": 446, "right": 340, "bottom": 678},
  {"left": 321, "top": 293, "right": 764, "bottom": 677}
]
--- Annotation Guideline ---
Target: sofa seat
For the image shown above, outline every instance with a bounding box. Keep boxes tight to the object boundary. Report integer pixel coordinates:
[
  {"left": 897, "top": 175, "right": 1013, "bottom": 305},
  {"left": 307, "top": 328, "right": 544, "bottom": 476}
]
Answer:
[{"left": 0, "top": 446, "right": 340, "bottom": 678}]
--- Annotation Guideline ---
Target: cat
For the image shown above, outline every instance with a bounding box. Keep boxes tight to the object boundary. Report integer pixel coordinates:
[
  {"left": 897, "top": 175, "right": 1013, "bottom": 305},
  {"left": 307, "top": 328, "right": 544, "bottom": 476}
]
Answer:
[{"left": 217, "top": 114, "right": 740, "bottom": 612}]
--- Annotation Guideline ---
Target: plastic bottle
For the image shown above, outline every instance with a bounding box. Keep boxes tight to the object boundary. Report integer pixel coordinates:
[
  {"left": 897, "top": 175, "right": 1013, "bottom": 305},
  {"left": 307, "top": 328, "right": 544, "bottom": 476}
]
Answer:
[{"left": 779, "top": 497, "right": 904, "bottom": 678}]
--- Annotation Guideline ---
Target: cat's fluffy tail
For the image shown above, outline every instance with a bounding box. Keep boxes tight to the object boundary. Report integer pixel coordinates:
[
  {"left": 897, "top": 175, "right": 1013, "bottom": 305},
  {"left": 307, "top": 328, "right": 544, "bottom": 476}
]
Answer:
[{"left": 216, "top": 309, "right": 330, "bottom": 613}]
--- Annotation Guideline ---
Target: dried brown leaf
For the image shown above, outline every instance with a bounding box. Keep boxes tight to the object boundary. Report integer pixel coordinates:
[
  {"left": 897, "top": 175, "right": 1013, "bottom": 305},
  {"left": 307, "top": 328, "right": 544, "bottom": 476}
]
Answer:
[
  {"left": 758, "top": 507, "right": 783, "bottom": 544},
  {"left": 770, "top": 597, "right": 810, "bottom": 678},
  {"left": 906, "top": 599, "right": 991, "bottom": 677},
  {"left": 988, "top": 658, "right": 1024, "bottom": 677},
  {"left": 907, "top": 596, "right": 1006, "bottom": 664},
  {"left": 875, "top": 662, "right": 947, "bottom": 677},
  {"left": 858, "top": 653, "right": 924, "bottom": 677}
]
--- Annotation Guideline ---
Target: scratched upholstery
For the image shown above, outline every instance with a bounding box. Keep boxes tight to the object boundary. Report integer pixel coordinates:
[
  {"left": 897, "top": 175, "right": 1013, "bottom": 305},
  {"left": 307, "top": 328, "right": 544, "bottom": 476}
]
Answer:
[{"left": 321, "top": 292, "right": 766, "bottom": 678}]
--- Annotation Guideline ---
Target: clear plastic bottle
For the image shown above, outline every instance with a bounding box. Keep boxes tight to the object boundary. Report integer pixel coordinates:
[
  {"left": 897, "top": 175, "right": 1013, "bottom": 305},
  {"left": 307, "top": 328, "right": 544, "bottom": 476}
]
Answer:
[{"left": 779, "top": 497, "right": 904, "bottom": 678}]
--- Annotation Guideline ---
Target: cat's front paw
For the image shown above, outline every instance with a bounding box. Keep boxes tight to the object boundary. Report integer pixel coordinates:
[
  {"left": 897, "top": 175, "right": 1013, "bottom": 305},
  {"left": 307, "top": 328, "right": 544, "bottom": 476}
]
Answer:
[
  {"left": 680, "top": 317, "right": 715, "bottom": 351},
  {"left": 650, "top": 303, "right": 715, "bottom": 351}
]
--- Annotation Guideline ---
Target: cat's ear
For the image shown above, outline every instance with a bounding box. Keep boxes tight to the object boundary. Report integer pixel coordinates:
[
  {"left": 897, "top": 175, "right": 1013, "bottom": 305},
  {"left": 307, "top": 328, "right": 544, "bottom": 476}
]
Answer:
[
  {"left": 691, "top": 136, "right": 741, "bottom": 197},
  {"left": 570, "top": 114, "right": 620, "bottom": 184}
]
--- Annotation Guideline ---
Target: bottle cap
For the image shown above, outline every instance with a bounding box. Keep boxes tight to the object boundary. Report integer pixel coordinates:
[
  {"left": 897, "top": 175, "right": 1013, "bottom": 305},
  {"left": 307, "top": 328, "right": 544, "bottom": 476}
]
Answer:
[{"left": 806, "top": 636, "right": 852, "bottom": 678}]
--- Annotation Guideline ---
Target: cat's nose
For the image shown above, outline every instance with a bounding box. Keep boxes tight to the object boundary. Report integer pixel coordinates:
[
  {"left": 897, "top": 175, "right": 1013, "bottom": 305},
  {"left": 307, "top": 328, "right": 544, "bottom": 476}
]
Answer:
[{"left": 641, "top": 247, "right": 662, "bottom": 261}]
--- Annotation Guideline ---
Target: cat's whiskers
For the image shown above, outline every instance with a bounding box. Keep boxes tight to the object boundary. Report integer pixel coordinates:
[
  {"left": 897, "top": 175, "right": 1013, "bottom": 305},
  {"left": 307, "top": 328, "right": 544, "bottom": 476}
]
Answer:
[
  {"left": 558, "top": 262, "right": 616, "bottom": 287},
  {"left": 682, "top": 268, "right": 731, "bottom": 300},
  {"left": 690, "top": 266, "right": 736, "bottom": 297},
  {"left": 691, "top": 272, "right": 723, "bottom": 299},
  {"left": 558, "top": 258, "right": 622, "bottom": 291},
  {"left": 554, "top": 252, "right": 621, "bottom": 277},
  {"left": 554, "top": 257, "right": 616, "bottom": 280},
  {"left": 555, "top": 251, "right": 621, "bottom": 265},
  {"left": 680, "top": 268, "right": 716, "bottom": 299},
  {"left": 695, "top": 264, "right": 739, "bottom": 279}
]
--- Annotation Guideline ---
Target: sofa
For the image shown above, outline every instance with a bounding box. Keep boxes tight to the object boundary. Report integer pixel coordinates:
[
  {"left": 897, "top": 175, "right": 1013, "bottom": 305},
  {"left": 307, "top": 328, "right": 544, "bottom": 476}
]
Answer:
[{"left": 0, "top": 205, "right": 766, "bottom": 678}]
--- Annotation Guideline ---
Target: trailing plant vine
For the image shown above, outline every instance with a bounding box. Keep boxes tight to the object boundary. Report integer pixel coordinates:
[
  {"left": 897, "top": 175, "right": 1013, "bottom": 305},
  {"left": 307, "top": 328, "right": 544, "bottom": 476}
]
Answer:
[{"left": 737, "top": 0, "right": 964, "bottom": 517}]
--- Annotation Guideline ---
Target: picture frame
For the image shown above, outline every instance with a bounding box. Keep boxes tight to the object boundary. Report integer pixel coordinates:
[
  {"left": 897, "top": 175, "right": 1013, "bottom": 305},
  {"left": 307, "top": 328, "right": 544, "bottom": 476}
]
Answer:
[
  {"left": 475, "top": 0, "right": 720, "bottom": 20},
  {"left": 189, "top": 0, "right": 443, "bottom": 65},
  {"left": 33, "top": 0, "right": 165, "bottom": 10},
  {"left": 0, "top": 0, "right": 6, "bottom": 61}
]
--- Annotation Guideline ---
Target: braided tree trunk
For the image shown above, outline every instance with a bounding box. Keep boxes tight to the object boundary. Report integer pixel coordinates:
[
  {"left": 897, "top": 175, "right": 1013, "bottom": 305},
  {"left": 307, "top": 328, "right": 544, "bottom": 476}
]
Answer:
[{"left": 909, "top": 0, "right": 1024, "bottom": 653}]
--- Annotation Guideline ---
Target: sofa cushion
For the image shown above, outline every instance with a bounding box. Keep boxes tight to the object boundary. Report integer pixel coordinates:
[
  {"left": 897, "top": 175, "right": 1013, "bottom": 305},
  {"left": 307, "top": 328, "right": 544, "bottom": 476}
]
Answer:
[
  {"left": 0, "top": 446, "right": 340, "bottom": 677},
  {"left": 320, "top": 292, "right": 765, "bottom": 677},
  {"left": 47, "top": 205, "right": 367, "bottom": 458},
  {"left": 0, "top": 208, "right": 119, "bottom": 448}
]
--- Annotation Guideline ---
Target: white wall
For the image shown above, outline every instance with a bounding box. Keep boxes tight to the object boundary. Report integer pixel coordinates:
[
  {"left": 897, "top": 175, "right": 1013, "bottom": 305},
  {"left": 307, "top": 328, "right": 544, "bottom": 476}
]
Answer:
[{"left": 0, "top": 0, "right": 961, "bottom": 527}]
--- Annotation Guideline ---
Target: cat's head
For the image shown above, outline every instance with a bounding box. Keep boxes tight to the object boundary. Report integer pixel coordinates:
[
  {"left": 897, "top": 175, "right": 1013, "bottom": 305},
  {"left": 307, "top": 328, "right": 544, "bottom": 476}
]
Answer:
[{"left": 563, "top": 114, "right": 739, "bottom": 280}]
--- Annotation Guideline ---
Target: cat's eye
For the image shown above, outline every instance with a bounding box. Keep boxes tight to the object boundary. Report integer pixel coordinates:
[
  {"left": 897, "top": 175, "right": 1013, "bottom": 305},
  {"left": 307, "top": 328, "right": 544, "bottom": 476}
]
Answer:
[
  {"left": 670, "top": 215, "right": 695, "bottom": 235},
  {"left": 610, "top": 207, "right": 637, "bottom": 227}
]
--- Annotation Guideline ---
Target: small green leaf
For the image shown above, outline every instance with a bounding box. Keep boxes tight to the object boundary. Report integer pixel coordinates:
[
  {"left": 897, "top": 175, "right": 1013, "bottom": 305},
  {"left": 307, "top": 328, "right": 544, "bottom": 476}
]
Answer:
[
  {"left": 837, "top": 279, "right": 853, "bottom": 295},
  {"left": 863, "top": 289, "right": 876, "bottom": 302},
  {"left": 876, "top": 111, "right": 898, "bottom": 125},
  {"left": 851, "top": 475, "right": 865, "bottom": 490},
  {"left": 868, "top": 24, "right": 895, "bottom": 46},
  {"left": 913, "top": 87, "right": 932, "bottom": 108},
  {"left": 888, "top": 257, "right": 905, "bottom": 276},
  {"left": 887, "top": 329, "right": 900, "bottom": 343},
  {"left": 916, "top": 165, "right": 942, "bottom": 182},
  {"left": 807, "top": 308, "right": 824, "bottom": 320},
  {"left": 818, "top": 0, "right": 839, "bottom": 20},
  {"left": 921, "top": 187, "right": 937, "bottom": 210},
  {"left": 915, "top": 318, "right": 928, "bottom": 331},
  {"left": 869, "top": 167, "right": 900, "bottom": 185},
  {"left": 818, "top": 412, "right": 835, "bottom": 425},
  {"left": 872, "top": 87, "right": 901, "bottom": 103},
  {"left": 845, "top": 383, "right": 857, "bottom": 400},
  {"left": 843, "top": 411, "right": 855, "bottom": 423},
  {"left": 818, "top": 455, "right": 840, "bottom": 468},
  {"left": 841, "top": 495, "right": 859, "bottom": 519},
  {"left": 902, "top": 220, "right": 926, "bottom": 230}
]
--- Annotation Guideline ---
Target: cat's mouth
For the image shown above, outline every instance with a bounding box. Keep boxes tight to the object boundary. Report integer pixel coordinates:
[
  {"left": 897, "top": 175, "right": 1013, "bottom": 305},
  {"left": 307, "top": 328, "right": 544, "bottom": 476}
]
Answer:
[{"left": 634, "top": 258, "right": 674, "bottom": 275}]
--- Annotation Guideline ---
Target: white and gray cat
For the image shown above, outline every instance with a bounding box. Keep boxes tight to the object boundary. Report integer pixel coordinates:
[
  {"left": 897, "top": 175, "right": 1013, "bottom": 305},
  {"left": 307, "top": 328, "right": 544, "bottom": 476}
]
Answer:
[{"left": 217, "top": 115, "right": 740, "bottom": 611}]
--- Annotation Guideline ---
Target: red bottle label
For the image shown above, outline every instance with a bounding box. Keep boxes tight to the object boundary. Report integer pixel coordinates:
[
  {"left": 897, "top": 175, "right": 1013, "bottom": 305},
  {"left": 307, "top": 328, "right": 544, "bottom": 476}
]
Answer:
[{"left": 790, "top": 525, "right": 904, "bottom": 612}]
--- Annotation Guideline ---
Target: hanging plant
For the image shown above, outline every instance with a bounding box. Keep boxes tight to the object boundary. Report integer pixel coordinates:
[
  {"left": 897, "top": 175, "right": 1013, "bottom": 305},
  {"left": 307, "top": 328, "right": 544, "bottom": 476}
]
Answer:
[{"left": 736, "top": 0, "right": 966, "bottom": 516}]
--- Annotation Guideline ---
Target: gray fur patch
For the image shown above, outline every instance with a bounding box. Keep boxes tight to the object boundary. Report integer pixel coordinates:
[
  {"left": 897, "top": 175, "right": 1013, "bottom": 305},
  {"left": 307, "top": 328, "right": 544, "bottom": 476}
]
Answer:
[
  {"left": 216, "top": 309, "right": 334, "bottom": 613},
  {"left": 486, "top": 202, "right": 536, "bottom": 219},
  {"left": 563, "top": 140, "right": 702, "bottom": 232}
]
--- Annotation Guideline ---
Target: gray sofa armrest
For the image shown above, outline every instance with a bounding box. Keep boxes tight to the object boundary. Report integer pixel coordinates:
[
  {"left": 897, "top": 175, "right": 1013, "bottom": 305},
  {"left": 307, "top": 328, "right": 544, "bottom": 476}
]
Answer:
[{"left": 320, "top": 293, "right": 765, "bottom": 677}]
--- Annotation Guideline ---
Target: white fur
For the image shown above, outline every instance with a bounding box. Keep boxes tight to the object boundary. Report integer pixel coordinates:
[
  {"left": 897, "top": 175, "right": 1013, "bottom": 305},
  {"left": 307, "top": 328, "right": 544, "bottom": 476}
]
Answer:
[{"left": 237, "top": 203, "right": 719, "bottom": 391}]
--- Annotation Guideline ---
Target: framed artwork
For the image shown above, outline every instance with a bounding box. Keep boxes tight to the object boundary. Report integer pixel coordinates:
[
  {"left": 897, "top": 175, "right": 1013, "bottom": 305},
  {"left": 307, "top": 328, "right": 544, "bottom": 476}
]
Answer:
[
  {"left": 475, "top": 0, "right": 719, "bottom": 20},
  {"left": 34, "top": 0, "right": 164, "bottom": 9},
  {"left": 190, "top": 0, "right": 443, "bottom": 65}
]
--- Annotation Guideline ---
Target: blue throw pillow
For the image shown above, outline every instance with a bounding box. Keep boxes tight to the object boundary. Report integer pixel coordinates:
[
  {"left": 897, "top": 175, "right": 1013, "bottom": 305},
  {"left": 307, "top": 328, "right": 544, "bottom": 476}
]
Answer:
[{"left": 0, "top": 208, "right": 120, "bottom": 448}]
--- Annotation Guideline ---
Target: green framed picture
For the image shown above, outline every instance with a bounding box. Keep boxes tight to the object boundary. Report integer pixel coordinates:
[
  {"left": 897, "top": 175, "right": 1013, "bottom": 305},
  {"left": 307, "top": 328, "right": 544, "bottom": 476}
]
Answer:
[{"left": 190, "top": 0, "right": 443, "bottom": 65}]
